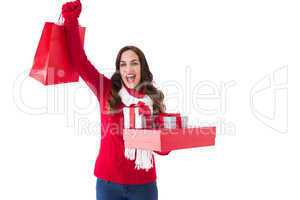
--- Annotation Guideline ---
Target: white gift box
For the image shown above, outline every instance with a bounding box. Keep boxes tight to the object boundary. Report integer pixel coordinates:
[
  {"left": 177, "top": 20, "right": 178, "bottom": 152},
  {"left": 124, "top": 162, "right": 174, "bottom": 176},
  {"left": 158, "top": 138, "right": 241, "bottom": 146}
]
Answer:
[
  {"left": 153, "top": 114, "right": 188, "bottom": 129},
  {"left": 162, "top": 116, "right": 188, "bottom": 128},
  {"left": 123, "top": 106, "right": 151, "bottom": 129}
]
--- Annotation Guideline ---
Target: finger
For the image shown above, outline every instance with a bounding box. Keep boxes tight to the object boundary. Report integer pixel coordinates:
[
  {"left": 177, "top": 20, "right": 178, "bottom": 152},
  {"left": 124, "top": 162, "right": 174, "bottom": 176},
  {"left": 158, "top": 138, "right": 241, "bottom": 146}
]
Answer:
[
  {"left": 73, "top": 1, "right": 80, "bottom": 10},
  {"left": 74, "top": 1, "right": 81, "bottom": 9},
  {"left": 75, "top": 0, "right": 81, "bottom": 8},
  {"left": 62, "top": 2, "right": 73, "bottom": 12},
  {"left": 69, "top": 2, "right": 76, "bottom": 10}
]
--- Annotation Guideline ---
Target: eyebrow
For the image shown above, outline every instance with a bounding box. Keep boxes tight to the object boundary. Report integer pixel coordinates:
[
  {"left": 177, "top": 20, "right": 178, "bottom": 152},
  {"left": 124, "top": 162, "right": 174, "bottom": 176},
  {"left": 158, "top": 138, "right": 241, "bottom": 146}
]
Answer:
[{"left": 120, "top": 59, "right": 139, "bottom": 63}]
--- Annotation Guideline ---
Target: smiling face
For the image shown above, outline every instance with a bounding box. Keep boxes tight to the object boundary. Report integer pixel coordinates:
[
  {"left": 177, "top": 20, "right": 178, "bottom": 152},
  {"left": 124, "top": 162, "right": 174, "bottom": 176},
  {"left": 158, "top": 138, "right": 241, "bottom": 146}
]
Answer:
[{"left": 119, "top": 50, "right": 142, "bottom": 89}]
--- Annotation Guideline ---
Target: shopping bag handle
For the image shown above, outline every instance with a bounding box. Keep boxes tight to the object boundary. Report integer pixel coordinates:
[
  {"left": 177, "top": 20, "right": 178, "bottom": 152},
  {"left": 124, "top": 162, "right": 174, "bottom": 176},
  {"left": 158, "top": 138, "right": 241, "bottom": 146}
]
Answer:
[{"left": 56, "top": 13, "right": 64, "bottom": 25}]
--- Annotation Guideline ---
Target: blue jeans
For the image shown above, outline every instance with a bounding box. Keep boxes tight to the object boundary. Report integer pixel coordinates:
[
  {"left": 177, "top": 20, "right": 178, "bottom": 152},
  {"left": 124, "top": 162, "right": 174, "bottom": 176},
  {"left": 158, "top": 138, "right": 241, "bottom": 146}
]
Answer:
[{"left": 96, "top": 178, "right": 158, "bottom": 200}]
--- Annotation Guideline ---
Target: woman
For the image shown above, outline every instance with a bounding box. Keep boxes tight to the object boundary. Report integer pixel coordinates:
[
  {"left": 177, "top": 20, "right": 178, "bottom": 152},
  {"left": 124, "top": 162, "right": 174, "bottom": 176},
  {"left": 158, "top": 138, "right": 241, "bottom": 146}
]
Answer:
[{"left": 62, "top": 1, "right": 171, "bottom": 200}]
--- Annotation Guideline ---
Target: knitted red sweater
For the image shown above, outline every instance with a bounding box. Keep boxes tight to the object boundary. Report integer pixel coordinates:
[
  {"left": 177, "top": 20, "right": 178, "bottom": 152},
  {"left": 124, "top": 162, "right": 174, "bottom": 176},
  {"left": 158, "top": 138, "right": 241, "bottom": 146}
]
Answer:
[{"left": 64, "top": 19, "right": 170, "bottom": 185}]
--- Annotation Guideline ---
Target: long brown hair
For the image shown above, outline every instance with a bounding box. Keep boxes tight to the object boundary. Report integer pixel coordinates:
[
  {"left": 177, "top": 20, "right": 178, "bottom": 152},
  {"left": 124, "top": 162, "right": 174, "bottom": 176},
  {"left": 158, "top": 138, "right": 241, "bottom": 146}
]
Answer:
[{"left": 108, "top": 46, "right": 166, "bottom": 114}]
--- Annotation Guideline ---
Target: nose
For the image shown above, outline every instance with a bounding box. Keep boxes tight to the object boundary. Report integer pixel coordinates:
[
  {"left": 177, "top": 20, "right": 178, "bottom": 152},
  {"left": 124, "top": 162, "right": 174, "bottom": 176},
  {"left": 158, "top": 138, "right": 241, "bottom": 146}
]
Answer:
[{"left": 126, "top": 67, "right": 135, "bottom": 74}]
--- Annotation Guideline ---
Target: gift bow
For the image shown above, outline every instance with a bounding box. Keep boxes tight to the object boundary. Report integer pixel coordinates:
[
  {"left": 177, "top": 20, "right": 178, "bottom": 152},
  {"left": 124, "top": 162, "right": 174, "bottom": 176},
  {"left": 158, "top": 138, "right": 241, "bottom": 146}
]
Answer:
[
  {"left": 128, "top": 101, "right": 152, "bottom": 129},
  {"left": 136, "top": 101, "right": 151, "bottom": 116}
]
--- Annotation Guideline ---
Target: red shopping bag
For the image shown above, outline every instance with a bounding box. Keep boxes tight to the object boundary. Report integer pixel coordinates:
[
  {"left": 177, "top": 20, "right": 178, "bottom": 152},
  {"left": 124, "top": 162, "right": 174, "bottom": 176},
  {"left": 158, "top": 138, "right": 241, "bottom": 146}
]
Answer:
[{"left": 29, "top": 22, "right": 85, "bottom": 85}]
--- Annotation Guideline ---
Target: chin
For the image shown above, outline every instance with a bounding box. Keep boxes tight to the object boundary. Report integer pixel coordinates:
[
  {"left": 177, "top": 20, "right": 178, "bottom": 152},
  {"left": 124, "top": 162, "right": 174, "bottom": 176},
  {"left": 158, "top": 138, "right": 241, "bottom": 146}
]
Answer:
[
  {"left": 122, "top": 79, "right": 140, "bottom": 89},
  {"left": 130, "top": 83, "right": 139, "bottom": 89},
  {"left": 124, "top": 82, "right": 135, "bottom": 89}
]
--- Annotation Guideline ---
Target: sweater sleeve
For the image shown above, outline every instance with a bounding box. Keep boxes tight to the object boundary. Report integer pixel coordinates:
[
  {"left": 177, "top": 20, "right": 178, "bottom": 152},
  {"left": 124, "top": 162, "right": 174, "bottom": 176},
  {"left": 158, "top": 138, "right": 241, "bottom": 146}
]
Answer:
[{"left": 64, "top": 19, "right": 111, "bottom": 107}]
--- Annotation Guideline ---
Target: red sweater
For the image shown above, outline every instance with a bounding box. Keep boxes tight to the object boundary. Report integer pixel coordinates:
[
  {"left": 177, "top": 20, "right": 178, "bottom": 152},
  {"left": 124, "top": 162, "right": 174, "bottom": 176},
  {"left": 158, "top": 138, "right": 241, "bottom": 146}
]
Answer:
[{"left": 64, "top": 19, "right": 170, "bottom": 185}]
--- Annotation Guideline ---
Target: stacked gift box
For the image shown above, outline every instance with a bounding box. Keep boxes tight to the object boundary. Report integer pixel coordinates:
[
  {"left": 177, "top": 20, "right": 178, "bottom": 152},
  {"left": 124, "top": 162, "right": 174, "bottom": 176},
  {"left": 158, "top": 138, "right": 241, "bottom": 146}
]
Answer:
[{"left": 123, "top": 105, "right": 216, "bottom": 152}]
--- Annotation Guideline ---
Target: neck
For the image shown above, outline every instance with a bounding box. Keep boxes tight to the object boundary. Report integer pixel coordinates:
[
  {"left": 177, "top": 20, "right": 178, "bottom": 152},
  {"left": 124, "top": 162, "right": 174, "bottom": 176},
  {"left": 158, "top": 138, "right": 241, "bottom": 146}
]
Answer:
[{"left": 123, "top": 83, "right": 145, "bottom": 98}]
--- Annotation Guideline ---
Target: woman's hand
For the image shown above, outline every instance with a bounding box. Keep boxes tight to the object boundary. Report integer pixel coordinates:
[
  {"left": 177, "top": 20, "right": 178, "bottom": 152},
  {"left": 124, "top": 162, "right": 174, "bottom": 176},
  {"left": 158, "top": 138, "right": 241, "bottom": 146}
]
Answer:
[{"left": 62, "top": 0, "right": 82, "bottom": 22}]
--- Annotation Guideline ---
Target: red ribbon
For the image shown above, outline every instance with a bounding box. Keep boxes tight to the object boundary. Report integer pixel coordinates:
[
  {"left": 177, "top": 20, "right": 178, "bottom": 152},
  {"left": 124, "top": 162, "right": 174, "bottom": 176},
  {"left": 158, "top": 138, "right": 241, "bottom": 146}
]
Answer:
[
  {"left": 129, "top": 104, "right": 136, "bottom": 129},
  {"left": 137, "top": 101, "right": 152, "bottom": 128},
  {"left": 128, "top": 102, "right": 152, "bottom": 129}
]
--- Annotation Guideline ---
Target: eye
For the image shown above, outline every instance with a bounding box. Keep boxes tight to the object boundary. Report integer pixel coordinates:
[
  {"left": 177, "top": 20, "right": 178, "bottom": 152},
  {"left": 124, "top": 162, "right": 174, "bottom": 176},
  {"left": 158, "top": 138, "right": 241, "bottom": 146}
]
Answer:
[
  {"left": 132, "top": 62, "right": 139, "bottom": 66},
  {"left": 120, "top": 63, "right": 126, "bottom": 67}
]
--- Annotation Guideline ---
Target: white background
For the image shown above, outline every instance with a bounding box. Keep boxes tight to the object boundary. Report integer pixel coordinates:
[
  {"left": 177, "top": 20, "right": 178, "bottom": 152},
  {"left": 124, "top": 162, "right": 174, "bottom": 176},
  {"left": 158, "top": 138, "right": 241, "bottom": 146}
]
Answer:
[{"left": 0, "top": 0, "right": 299, "bottom": 199}]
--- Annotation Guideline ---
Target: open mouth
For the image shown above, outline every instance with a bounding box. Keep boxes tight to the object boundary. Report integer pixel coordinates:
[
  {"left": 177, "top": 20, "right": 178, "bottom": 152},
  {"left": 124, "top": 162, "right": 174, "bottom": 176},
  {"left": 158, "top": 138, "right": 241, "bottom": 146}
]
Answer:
[{"left": 126, "top": 74, "right": 136, "bottom": 83}]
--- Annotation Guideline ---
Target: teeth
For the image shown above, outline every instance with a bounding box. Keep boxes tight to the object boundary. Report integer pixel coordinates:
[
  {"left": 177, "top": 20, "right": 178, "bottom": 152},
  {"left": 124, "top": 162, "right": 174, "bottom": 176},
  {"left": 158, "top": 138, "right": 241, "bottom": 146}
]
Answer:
[
  {"left": 127, "top": 74, "right": 135, "bottom": 78},
  {"left": 126, "top": 74, "right": 136, "bottom": 82}
]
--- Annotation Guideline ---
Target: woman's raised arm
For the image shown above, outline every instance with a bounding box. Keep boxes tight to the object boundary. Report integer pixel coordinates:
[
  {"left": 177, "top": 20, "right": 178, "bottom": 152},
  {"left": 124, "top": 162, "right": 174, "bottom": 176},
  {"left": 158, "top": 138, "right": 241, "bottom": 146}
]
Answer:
[{"left": 62, "top": 0, "right": 111, "bottom": 104}]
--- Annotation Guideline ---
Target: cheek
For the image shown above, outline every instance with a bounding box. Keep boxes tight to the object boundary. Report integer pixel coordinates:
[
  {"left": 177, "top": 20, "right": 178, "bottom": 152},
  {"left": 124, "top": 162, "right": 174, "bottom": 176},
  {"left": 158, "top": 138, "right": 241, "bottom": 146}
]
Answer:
[
  {"left": 136, "top": 66, "right": 142, "bottom": 81},
  {"left": 119, "top": 69, "right": 126, "bottom": 81}
]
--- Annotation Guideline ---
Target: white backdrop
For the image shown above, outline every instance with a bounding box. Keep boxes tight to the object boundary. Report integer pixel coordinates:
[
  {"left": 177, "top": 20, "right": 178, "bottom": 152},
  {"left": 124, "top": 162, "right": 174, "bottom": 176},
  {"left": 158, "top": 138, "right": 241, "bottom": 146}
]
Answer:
[{"left": 0, "top": 0, "right": 299, "bottom": 199}]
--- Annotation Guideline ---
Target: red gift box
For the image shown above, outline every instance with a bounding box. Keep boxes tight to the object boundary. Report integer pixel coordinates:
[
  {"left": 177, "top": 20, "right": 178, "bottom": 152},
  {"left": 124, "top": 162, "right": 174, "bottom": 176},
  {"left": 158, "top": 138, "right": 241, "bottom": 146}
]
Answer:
[
  {"left": 29, "top": 22, "right": 85, "bottom": 85},
  {"left": 123, "top": 127, "right": 216, "bottom": 152},
  {"left": 123, "top": 102, "right": 152, "bottom": 129}
]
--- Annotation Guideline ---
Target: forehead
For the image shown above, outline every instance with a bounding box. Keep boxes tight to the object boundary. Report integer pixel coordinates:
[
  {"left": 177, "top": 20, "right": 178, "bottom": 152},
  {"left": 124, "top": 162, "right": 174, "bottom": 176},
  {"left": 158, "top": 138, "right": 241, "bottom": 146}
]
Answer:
[{"left": 120, "top": 50, "right": 139, "bottom": 61}]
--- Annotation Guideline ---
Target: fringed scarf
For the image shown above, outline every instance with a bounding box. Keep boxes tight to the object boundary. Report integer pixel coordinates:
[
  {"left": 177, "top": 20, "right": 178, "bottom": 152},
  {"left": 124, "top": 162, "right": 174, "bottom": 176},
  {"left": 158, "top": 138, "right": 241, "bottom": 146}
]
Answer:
[{"left": 118, "top": 83, "right": 154, "bottom": 171}]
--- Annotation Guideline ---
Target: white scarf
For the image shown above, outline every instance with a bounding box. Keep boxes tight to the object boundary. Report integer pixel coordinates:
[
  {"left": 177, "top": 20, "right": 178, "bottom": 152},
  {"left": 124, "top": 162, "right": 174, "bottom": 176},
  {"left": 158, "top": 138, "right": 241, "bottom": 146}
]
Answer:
[{"left": 118, "top": 84, "right": 154, "bottom": 171}]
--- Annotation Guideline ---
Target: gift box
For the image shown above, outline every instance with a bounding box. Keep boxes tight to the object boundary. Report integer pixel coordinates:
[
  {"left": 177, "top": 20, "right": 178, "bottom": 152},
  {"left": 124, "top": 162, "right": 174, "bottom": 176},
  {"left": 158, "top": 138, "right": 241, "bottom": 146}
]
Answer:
[
  {"left": 123, "top": 103, "right": 152, "bottom": 129},
  {"left": 123, "top": 127, "right": 216, "bottom": 152},
  {"left": 153, "top": 113, "right": 188, "bottom": 129}
]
